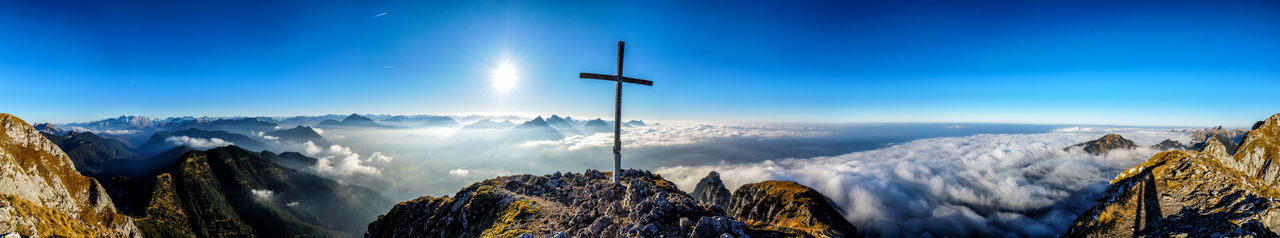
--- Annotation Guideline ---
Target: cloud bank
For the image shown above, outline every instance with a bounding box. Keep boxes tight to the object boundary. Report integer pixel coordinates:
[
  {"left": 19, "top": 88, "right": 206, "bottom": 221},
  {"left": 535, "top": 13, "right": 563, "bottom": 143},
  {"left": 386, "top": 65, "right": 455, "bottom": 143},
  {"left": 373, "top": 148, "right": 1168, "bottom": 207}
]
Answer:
[
  {"left": 300, "top": 141, "right": 387, "bottom": 176},
  {"left": 657, "top": 128, "right": 1188, "bottom": 237},
  {"left": 522, "top": 123, "right": 829, "bottom": 150},
  {"left": 165, "top": 136, "right": 233, "bottom": 149}
]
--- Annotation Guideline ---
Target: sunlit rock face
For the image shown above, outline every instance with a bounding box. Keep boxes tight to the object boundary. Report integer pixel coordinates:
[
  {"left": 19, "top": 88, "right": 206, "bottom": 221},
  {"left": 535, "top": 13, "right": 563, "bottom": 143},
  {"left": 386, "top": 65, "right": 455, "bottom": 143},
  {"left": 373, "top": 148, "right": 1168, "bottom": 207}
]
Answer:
[
  {"left": 0, "top": 113, "right": 139, "bottom": 237},
  {"left": 1065, "top": 133, "right": 1138, "bottom": 155},
  {"left": 1067, "top": 113, "right": 1280, "bottom": 237},
  {"left": 365, "top": 169, "right": 753, "bottom": 237},
  {"left": 691, "top": 171, "right": 732, "bottom": 208},
  {"left": 727, "top": 181, "right": 858, "bottom": 238}
]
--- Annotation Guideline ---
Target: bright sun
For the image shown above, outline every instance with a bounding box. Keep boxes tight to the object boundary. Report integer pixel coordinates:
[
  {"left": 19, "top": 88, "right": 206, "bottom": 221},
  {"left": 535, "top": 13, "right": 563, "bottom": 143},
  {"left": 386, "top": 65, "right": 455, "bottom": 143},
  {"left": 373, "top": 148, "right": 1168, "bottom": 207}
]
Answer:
[{"left": 491, "top": 62, "right": 518, "bottom": 92}]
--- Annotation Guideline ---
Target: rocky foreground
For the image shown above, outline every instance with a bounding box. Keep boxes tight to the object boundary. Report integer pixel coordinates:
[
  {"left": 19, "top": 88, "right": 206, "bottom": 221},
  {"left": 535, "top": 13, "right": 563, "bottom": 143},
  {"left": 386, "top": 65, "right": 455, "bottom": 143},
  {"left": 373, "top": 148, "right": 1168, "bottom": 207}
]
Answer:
[
  {"left": 0, "top": 113, "right": 139, "bottom": 237},
  {"left": 1067, "top": 113, "right": 1280, "bottom": 237},
  {"left": 366, "top": 169, "right": 856, "bottom": 237}
]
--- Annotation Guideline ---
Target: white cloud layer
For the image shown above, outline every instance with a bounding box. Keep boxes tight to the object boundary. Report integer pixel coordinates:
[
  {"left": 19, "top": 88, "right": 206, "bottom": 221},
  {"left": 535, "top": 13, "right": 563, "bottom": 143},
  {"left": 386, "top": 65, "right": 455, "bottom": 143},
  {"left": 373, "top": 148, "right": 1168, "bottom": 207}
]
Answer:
[
  {"left": 164, "top": 136, "right": 233, "bottom": 149},
  {"left": 300, "top": 141, "right": 384, "bottom": 176},
  {"left": 250, "top": 189, "right": 274, "bottom": 202},
  {"left": 522, "top": 123, "right": 829, "bottom": 150},
  {"left": 656, "top": 128, "right": 1188, "bottom": 237}
]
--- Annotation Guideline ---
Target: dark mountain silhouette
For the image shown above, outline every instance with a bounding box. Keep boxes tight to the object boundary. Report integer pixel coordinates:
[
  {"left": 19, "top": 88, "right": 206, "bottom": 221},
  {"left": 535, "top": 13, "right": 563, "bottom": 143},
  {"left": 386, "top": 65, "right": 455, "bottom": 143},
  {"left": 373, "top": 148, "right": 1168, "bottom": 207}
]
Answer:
[
  {"left": 266, "top": 126, "right": 332, "bottom": 148},
  {"left": 198, "top": 117, "right": 281, "bottom": 133},
  {"left": 135, "top": 128, "right": 267, "bottom": 155},
  {"left": 582, "top": 118, "right": 614, "bottom": 134},
  {"left": 507, "top": 116, "right": 564, "bottom": 141},
  {"left": 545, "top": 115, "right": 584, "bottom": 136},
  {"left": 379, "top": 115, "right": 460, "bottom": 128},
  {"left": 110, "top": 145, "right": 393, "bottom": 237},
  {"left": 43, "top": 131, "right": 142, "bottom": 176},
  {"left": 317, "top": 114, "right": 391, "bottom": 128}
]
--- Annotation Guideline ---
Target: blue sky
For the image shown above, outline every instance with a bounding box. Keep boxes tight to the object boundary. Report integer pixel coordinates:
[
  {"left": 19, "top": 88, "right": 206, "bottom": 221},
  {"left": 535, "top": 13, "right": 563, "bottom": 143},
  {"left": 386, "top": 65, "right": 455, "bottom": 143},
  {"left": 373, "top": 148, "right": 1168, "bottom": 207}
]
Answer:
[{"left": 1, "top": 1, "right": 1277, "bottom": 127}]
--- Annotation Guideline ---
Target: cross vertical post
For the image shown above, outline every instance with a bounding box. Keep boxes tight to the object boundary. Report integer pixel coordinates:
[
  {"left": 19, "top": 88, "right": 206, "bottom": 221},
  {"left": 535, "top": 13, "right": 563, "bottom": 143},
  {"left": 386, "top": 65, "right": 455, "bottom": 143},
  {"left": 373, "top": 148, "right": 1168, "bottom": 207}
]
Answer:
[
  {"left": 613, "top": 41, "right": 624, "bottom": 185},
  {"left": 578, "top": 41, "right": 653, "bottom": 185}
]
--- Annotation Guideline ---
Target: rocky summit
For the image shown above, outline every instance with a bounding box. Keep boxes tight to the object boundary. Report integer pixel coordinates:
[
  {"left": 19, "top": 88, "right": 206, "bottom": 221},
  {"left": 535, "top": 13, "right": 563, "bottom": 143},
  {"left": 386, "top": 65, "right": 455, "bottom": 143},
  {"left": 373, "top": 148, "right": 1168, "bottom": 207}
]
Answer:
[
  {"left": 1065, "top": 133, "right": 1138, "bottom": 155},
  {"left": 727, "top": 181, "right": 858, "bottom": 238},
  {"left": 691, "top": 171, "right": 732, "bottom": 209},
  {"left": 0, "top": 113, "right": 139, "bottom": 237},
  {"left": 1067, "top": 113, "right": 1280, "bottom": 237},
  {"left": 365, "top": 169, "right": 754, "bottom": 237}
]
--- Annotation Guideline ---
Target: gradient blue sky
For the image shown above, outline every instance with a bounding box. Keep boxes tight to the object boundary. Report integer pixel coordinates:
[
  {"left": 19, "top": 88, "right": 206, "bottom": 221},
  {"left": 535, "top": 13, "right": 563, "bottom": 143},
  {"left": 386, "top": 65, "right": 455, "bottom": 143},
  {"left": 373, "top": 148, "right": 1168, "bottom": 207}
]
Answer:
[{"left": 1, "top": 1, "right": 1277, "bottom": 127}]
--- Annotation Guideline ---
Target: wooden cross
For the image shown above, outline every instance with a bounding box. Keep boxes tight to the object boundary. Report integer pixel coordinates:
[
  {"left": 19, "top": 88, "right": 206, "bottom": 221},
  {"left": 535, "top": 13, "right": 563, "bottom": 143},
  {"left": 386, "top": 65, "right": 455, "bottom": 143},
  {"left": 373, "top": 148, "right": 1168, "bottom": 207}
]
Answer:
[{"left": 579, "top": 41, "right": 653, "bottom": 185}]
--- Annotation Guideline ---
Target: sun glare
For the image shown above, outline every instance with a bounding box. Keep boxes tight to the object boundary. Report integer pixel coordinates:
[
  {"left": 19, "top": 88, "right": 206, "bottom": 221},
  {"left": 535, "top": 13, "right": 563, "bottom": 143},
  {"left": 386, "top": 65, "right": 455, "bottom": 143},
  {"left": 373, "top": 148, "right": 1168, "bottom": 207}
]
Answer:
[{"left": 492, "top": 62, "right": 518, "bottom": 92}]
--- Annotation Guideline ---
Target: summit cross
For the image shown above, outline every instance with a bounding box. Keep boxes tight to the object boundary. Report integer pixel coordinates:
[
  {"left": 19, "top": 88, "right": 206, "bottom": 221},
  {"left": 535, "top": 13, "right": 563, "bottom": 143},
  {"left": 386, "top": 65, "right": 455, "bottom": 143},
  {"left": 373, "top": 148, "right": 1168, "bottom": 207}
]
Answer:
[{"left": 579, "top": 41, "right": 653, "bottom": 185}]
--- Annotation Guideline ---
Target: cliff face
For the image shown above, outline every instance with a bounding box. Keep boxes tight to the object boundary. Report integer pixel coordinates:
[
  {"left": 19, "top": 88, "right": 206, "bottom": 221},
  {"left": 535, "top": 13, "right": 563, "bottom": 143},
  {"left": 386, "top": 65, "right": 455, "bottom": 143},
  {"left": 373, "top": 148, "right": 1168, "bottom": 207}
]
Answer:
[
  {"left": 1065, "top": 133, "right": 1138, "bottom": 155},
  {"left": 366, "top": 169, "right": 753, "bottom": 237},
  {"left": 0, "top": 113, "right": 139, "bottom": 237},
  {"left": 691, "top": 171, "right": 732, "bottom": 208},
  {"left": 727, "top": 181, "right": 858, "bottom": 238},
  {"left": 1067, "top": 113, "right": 1280, "bottom": 237}
]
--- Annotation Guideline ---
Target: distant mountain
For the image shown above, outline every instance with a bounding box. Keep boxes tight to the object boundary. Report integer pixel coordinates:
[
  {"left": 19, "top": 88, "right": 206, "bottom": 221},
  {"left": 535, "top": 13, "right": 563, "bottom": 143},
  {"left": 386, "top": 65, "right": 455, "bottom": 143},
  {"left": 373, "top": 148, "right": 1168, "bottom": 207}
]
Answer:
[
  {"left": 459, "top": 119, "right": 517, "bottom": 130},
  {"left": 1067, "top": 113, "right": 1280, "bottom": 236},
  {"left": 200, "top": 117, "right": 281, "bottom": 133},
  {"left": 379, "top": 115, "right": 460, "bottom": 128},
  {"left": 136, "top": 128, "right": 267, "bottom": 155},
  {"left": 625, "top": 120, "right": 647, "bottom": 127},
  {"left": 507, "top": 116, "right": 564, "bottom": 141},
  {"left": 545, "top": 115, "right": 584, "bottom": 136},
  {"left": 317, "top": 114, "right": 391, "bottom": 128},
  {"left": 1185, "top": 126, "right": 1248, "bottom": 144},
  {"left": 67, "top": 115, "right": 155, "bottom": 130},
  {"left": 1150, "top": 139, "right": 1189, "bottom": 151},
  {"left": 1064, "top": 133, "right": 1137, "bottom": 155},
  {"left": 266, "top": 126, "right": 332, "bottom": 148},
  {"left": 0, "top": 113, "right": 140, "bottom": 237},
  {"left": 111, "top": 146, "right": 394, "bottom": 237},
  {"left": 34, "top": 123, "right": 64, "bottom": 135},
  {"left": 1191, "top": 134, "right": 1242, "bottom": 155},
  {"left": 582, "top": 118, "right": 614, "bottom": 134}
]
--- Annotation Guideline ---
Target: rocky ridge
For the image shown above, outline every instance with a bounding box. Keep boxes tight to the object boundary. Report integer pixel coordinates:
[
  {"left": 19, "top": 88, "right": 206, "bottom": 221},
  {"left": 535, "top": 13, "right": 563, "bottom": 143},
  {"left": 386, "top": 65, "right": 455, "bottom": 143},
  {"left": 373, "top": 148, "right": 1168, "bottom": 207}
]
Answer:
[
  {"left": 727, "top": 181, "right": 858, "bottom": 238},
  {"left": 0, "top": 113, "right": 139, "bottom": 237},
  {"left": 366, "top": 169, "right": 755, "bottom": 237},
  {"left": 1067, "top": 113, "right": 1280, "bottom": 237}
]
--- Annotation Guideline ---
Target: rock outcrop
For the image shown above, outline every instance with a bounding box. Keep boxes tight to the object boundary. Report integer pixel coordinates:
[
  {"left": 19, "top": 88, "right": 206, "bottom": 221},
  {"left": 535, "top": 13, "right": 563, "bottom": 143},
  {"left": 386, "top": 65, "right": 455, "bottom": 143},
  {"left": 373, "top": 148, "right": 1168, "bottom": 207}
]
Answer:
[
  {"left": 365, "top": 169, "right": 753, "bottom": 237},
  {"left": 691, "top": 171, "right": 732, "bottom": 208},
  {"left": 0, "top": 113, "right": 139, "bottom": 237},
  {"left": 1065, "top": 133, "right": 1138, "bottom": 155},
  {"left": 727, "top": 181, "right": 858, "bottom": 238},
  {"left": 1067, "top": 113, "right": 1280, "bottom": 237}
]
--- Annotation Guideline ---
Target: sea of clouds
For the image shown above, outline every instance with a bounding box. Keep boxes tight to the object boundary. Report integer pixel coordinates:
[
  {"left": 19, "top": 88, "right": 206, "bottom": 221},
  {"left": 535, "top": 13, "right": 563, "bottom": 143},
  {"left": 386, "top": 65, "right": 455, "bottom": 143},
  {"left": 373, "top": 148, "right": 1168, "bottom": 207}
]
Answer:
[{"left": 655, "top": 127, "right": 1189, "bottom": 237}]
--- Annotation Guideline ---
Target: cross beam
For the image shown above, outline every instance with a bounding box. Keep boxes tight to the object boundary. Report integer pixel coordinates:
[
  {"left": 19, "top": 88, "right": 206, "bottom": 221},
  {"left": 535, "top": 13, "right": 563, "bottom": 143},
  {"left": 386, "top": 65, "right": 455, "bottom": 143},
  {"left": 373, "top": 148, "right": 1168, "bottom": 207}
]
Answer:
[{"left": 579, "top": 41, "right": 652, "bottom": 185}]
